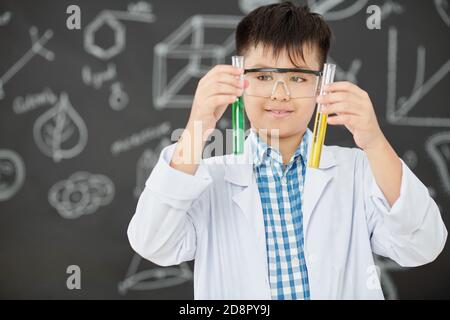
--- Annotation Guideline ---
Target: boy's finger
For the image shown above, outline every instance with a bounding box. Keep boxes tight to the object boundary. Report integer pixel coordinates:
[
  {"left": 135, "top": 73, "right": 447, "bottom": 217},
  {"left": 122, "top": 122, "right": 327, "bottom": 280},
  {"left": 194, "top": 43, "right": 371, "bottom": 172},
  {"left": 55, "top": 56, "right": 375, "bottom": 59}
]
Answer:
[
  {"left": 207, "top": 94, "right": 238, "bottom": 107},
  {"left": 317, "top": 92, "right": 356, "bottom": 104},
  {"left": 323, "top": 81, "right": 362, "bottom": 95},
  {"left": 214, "top": 73, "right": 245, "bottom": 88},
  {"left": 321, "top": 102, "right": 360, "bottom": 116},
  {"left": 206, "top": 82, "right": 244, "bottom": 98},
  {"left": 212, "top": 64, "right": 244, "bottom": 75}
]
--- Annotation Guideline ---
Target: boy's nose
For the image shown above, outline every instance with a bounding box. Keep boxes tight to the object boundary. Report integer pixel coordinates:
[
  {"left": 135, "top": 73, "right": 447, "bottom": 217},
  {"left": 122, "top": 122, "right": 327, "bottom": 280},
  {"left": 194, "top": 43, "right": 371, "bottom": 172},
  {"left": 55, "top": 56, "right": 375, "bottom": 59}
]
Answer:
[{"left": 270, "top": 80, "right": 290, "bottom": 101}]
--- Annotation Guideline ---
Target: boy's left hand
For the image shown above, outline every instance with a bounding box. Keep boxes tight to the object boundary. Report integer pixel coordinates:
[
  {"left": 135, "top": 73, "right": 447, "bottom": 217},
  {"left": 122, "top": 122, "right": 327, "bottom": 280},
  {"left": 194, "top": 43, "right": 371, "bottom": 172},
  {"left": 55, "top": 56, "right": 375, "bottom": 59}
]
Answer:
[{"left": 317, "top": 81, "right": 386, "bottom": 151}]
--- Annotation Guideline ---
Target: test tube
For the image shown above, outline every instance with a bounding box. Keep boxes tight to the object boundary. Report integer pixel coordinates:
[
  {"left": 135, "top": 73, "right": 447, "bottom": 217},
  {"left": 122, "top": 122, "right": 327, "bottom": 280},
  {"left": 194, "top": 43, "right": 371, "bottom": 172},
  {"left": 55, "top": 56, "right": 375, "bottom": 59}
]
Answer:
[
  {"left": 231, "top": 56, "right": 245, "bottom": 155},
  {"left": 308, "top": 63, "right": 336, "bottom": 168}
]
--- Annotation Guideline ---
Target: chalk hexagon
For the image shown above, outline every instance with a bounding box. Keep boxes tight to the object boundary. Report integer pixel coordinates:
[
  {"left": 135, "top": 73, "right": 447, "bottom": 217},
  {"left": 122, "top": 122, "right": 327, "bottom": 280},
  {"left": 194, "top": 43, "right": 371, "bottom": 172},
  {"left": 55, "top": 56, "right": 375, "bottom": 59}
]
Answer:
[{"left": 84, "top": 12, "right": 126, "bottom": 60}]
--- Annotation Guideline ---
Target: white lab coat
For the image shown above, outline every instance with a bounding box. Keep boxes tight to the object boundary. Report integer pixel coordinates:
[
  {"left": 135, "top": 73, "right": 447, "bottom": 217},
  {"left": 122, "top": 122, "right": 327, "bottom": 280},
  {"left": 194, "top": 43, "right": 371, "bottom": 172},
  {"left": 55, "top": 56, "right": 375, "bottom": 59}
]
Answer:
[{"left": 127, "top": 129, "right": 447, "bottom": 299}]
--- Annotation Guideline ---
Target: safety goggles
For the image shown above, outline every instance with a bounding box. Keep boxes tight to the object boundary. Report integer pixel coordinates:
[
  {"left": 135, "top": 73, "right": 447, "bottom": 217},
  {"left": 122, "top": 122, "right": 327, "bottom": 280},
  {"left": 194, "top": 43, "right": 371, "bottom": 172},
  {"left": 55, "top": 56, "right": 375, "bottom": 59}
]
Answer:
[{"left": 244, "top": 67, "right": 323, "bottom": 99}]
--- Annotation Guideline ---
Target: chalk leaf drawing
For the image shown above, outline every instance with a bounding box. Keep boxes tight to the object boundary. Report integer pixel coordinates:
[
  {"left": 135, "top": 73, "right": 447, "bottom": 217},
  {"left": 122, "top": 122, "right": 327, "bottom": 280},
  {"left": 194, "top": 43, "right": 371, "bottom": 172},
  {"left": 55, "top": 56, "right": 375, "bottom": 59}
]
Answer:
[{"left": 33, "top": 92, "right": 88, "bottom": 162}]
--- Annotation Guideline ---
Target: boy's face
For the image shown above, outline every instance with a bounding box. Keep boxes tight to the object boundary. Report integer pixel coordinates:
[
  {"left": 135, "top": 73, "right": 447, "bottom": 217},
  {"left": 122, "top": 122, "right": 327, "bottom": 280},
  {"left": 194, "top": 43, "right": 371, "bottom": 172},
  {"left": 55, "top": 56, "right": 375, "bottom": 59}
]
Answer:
[{"left": 243, "top": 43, "right": 321, "bottom": 140}]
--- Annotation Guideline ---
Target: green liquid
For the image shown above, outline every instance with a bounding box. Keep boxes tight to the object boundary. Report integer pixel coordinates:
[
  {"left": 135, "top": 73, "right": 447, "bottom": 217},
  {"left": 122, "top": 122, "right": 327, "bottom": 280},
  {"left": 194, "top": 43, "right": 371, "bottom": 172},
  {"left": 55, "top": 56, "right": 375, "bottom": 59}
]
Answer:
[{"left": 232, "top": 96, "right": 245, "bottom": 154}]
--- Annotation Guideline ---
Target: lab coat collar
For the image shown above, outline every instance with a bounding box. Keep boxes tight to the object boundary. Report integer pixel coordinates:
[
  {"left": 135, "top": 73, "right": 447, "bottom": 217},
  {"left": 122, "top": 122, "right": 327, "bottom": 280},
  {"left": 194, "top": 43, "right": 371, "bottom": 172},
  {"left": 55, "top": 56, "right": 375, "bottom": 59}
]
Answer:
[{"left": 224, "top": 128, "right": 337, "bottom": 186}]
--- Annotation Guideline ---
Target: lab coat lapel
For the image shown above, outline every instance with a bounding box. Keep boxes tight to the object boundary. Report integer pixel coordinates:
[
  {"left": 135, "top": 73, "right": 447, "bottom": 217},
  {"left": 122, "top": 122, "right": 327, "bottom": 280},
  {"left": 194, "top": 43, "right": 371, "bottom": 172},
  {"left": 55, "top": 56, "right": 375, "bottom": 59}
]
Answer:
[
  {"left": 224, "top": 138, "right": 269, "bottom": 286},
  {"left": 302, "top": 129, "right": 337, "bottom": 239}
]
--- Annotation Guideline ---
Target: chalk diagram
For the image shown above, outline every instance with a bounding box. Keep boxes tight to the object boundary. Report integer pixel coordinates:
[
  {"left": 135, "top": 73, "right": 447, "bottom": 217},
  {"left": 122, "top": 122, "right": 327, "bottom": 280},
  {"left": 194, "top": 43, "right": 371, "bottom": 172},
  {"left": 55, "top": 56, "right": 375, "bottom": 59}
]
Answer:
[
  {"left": 238, "top": 0, "right": 279, "bottom": 14},
  {"left": 84, "top": 4, "right": 155, "bottom": 60},
  {"left": 0, "top": 149, "right": 25, "bottom": 201},
  {"left": 244, "top": 0, "right": 402, "bottom": 22},
  {"left": 83, "top": 2, "right": 155, "bottom": 111},
  {"left": 48, "top": 171, "right": 115, "bottom": 219},
  {"left": 327, "top": 56, "right": 362, "bottom": 84},
  {"left": 434, "top": 0, "right": 450, "bottom": 27},
  {"left": 109, "top": 82, "right": 129, "bottom": 111},
  {"left": 33, "top": 92, "right": 88, "bottom": 163},
  {"left": 119, "top": 137, "right": 191, "bottom": 294},
  {"left": 118, "top": 254, "right": 193, "bottom": 294},
  {"left": 426, "top": 132, "right": 450, "bottom": 195},
  {"left": 307, "top": 0, "right": 369, "bottom": 21},
  {"left": 82, "top": 63, "right": 117, "bottom": 89},
  {"left": 0, "top": 11, "right": 12, "bottom": 26},
  {"left": 110, "top": 122, "right": 171, "bottom": 156},
  {"left": 153, "top": 15, "right": 242, "bottom": 109},
  {"left": 379, "top": 0, "right": 404, "bottom": 21},
  {"left": 84, "top": 11, "right": 125, "bottom": 61},
  {"left": 12, "top": 87, "right": 58, "bottom": 115},
  {"left": 82, "top": 63, "right": 128, "bottom": 111},
  {"left": 374, "top": 255, "right": 406, "bottom": 300},
  {"left": 387, "top": 27, "right": 450, "bottom": 127},
  {"left": 0, "top": 26, "right": 54, "bottom": 100},
  {"left": 402, "top": 150, "right": 418, "bottom": 170}
]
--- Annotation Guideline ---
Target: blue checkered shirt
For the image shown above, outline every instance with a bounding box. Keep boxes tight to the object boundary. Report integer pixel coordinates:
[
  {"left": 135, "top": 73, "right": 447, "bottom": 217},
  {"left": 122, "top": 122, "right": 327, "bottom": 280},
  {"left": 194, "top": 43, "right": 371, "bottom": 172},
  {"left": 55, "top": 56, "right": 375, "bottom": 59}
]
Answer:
[{"left": 249, "top": 128, "right": 310, "bottom": 300}]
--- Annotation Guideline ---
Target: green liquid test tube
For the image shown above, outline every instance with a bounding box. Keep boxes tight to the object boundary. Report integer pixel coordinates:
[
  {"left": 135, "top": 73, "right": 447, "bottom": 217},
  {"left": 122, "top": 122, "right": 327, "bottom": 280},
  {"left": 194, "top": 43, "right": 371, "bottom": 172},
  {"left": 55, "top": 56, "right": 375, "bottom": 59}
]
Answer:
[
  {"left": 232, "top": 56, "right": 245, "bottom": 155},
  {"left": 232, "top": 95, "right": 245, "bottom": 154}
]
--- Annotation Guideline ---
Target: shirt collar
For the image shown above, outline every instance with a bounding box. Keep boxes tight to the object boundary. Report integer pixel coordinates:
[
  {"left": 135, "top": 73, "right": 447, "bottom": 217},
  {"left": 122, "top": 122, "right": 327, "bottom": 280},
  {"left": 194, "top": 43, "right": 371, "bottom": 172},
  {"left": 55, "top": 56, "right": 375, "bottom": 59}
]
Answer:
[{"left": 249, "top": 128, "right": 309, "bottom": 169}]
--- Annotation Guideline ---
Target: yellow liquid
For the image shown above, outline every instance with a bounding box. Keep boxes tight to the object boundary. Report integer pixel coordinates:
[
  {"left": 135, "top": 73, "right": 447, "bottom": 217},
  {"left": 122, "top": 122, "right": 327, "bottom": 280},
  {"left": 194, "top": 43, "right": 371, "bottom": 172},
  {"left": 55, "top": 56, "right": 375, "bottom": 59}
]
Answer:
[{"left": 308, "top": 107, "right": 328, "bottom": 168}]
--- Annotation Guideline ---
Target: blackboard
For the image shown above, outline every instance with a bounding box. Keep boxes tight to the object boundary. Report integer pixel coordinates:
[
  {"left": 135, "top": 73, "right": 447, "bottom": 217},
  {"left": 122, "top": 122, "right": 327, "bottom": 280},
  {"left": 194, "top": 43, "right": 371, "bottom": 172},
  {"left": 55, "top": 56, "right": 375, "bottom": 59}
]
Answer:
[{"left": 0, "top": 0, "right": 449, "bottom": 299}]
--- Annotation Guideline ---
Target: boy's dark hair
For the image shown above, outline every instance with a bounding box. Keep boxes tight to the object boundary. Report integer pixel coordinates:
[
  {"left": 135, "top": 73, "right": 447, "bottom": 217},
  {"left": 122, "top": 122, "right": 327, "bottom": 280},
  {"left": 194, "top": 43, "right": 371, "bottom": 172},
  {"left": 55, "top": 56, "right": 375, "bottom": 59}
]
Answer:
[{"left": 235, "top": 1, "right": 332, "bottom": 69}]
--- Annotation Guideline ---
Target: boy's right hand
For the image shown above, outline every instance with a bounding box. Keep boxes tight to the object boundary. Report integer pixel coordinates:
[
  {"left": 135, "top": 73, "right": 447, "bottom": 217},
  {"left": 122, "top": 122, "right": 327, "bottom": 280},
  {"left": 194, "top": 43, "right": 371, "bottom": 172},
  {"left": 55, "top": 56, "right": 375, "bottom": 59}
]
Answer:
[
  {"left": 187, "top": 65, "right": 248, "bottom": 132},
  {"left": 171, "top": 65, "right": 247, "bottom": 174}
]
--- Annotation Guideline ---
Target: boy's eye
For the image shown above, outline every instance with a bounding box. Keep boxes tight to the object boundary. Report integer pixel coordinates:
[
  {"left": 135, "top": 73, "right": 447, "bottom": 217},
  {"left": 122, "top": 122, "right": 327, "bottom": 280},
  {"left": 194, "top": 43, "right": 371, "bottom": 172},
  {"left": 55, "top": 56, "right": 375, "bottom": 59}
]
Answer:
[
  {"left": 291, "top": 76, "right": 306, "bottom": 83},
  {"left": 256, "top": 74, "right": 273, "bottom": 81}
]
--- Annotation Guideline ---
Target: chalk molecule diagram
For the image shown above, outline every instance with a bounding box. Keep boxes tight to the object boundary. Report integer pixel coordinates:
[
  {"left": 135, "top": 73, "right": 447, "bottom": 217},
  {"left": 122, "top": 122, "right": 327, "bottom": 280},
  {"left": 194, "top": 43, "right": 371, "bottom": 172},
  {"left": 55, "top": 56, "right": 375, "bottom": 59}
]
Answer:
[
  {"left": 84, "top": 4, "right": 156, "bottom": 60},
  {"left": 82, "top": 3, "right": 156, "bottom": 111},
  {"left": 0, "top": 26, "right": 54, "bottom": 100},
  {"left": 48, "top": 171, "right": 115, "bottom": 219}
]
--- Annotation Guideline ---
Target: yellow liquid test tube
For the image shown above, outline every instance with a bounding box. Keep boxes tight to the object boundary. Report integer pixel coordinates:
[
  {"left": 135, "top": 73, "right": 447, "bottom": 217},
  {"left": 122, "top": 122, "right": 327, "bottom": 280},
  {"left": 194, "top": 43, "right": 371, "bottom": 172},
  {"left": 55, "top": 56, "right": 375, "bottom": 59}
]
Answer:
[{"left": 308, "top": 63, "right": 336, "bottom": 168}]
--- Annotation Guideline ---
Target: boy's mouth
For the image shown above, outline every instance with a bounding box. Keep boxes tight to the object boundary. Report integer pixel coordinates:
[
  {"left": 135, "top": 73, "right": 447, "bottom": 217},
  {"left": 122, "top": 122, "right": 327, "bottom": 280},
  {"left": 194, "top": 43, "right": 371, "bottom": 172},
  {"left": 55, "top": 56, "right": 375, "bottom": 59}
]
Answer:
[{"left": 265, "top": 107, "right": 294, "bottom": 118}]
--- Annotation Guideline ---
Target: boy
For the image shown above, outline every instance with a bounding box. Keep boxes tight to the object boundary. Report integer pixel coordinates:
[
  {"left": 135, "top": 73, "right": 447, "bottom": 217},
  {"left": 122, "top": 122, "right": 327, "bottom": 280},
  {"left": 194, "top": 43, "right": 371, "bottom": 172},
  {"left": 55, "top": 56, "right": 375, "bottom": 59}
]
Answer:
[{"left": 128, "top": 2, "right": 447, "bottom": 299}]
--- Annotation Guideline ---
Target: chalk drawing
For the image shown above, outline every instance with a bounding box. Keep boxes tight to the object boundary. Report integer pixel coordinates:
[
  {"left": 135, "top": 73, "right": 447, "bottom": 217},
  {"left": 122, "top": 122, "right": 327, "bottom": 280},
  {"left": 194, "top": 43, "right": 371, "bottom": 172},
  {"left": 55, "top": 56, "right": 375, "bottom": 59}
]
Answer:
[
  {"left": 48, "top": 171, "right": 115, "bottom": 219},
  {"left": 0, "top": 27, "right": 54, "bottom": 100},
  {"left": 0, "top": 149, "right": 25, "bottom": 201},
  {"left": 33, "top": 92, "right": 88, "bottom": 162}
]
